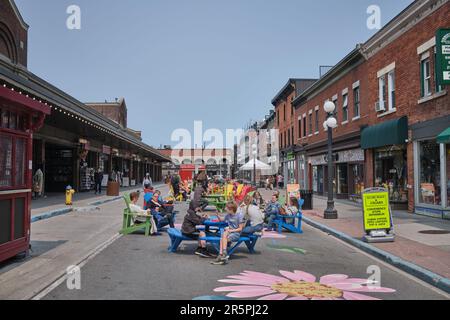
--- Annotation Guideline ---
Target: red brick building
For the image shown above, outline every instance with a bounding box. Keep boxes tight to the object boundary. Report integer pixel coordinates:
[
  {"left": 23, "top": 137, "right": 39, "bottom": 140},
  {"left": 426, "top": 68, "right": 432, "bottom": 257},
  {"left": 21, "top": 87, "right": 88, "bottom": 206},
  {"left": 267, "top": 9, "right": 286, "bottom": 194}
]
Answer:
[
  {"left": 271, "top": 0, "right": 450, "bottom": 217},
  {"left": 361, "top": 0, "right": 450, "bottom": 216},
  {"left": 272, "top": 79, "right": 316, "bottom": 185}
]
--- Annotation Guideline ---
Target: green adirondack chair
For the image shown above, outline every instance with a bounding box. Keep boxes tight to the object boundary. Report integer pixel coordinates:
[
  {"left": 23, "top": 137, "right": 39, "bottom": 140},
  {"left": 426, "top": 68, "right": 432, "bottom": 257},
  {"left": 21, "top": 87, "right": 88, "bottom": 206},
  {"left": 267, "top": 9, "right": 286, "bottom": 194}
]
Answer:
[
  {"left": 120, "top": 193, "right": 153, "bottom": 236},
  {"left": 278, "top": 195, "right": 286, "bottom": 207}
]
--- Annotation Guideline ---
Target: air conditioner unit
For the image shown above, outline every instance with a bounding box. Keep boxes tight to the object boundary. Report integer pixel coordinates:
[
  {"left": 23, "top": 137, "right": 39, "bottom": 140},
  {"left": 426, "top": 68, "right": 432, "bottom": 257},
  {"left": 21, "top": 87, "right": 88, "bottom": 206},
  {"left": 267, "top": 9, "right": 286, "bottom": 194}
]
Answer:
[{"left": 375, "top": 101, "right": 386, "bottom": 112}]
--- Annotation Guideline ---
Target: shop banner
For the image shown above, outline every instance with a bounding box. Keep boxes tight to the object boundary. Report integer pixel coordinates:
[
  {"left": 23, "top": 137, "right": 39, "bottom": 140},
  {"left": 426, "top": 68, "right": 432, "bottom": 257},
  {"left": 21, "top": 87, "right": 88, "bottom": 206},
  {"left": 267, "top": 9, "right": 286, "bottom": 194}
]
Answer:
[
  {"left": 362, "top": 187, "right": 395, "bottom": 243},
  {"left": 436, "top": 28, "right": 450, "bottom": 85}
]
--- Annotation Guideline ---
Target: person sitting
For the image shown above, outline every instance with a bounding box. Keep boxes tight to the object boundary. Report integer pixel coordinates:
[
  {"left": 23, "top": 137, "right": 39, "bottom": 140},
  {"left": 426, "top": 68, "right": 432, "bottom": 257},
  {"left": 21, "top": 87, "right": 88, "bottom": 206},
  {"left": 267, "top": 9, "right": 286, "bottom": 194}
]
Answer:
[
  {"left": 240, "top": 195, "right": 265, "bottom": 237},
  {"left": 148, "top": 190, "right": 175, "bottom": 229},
  {"left": 181, "top": 202, "right": 215, "bottom": 258},
  {"left": 211, "top": 201, "right": 245, "bottom": 265},
  {"left": 252, "top": 191, "right": 265, "bottom": 210},
  {"left": 264, "top": 194, "right": 281, "bottom": 231},
  {"left": 279, "top": 197, "right": 300, "bottom": 225},
  {"left": 129, "top": 192, "right": 158, "bottom": 235}
]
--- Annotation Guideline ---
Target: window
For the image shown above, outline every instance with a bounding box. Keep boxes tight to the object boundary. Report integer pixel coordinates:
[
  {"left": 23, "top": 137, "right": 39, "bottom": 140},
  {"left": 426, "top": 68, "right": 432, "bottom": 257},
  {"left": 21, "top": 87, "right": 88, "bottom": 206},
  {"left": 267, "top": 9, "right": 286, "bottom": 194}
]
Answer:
[
  {"left": 332, "top": 97, "right": 338, "bottom": 120},
  {"left": 283, "top": 105, "right": 286, "bottom": 121},
  {"left": 342, "top": 94, "right": 348, "bottom": 122},
  {"left": 434, "top": 48, "right": 443, "bottom": 93},
  {"left": 308, "top": 113, "right": 313, "bottom": 135},
  {"left": 315, "top": 109, "right": 319, "bottom": 133},
  {"left": 378, "top": 75, "right": 387, "bottom": 110},
  {"left": 287, "top": 129, "right": 291, "bottom": 146},
  {"left": 421, "top": 58, "right": 432, "bottom": 97},
  {"left": 353, "top": 86, "right": 360, "bottom": 118},
  {"left": 0, "top": 135, "right": 13, "bottom": 187},
  {"left": 298, "top": 118, "right": 302, "bottom": 138},
  {"left": 418, "top": 140, "right": 441, "bottom": 206},
  {"left": 388, "top": 71, "right": 395, "bottom": 110},
  {"left": 303, "top": 117, "right": 306, "bottom": 137},
  {"left": 291, "top": 127, "right": 294, "bottom": 145}
]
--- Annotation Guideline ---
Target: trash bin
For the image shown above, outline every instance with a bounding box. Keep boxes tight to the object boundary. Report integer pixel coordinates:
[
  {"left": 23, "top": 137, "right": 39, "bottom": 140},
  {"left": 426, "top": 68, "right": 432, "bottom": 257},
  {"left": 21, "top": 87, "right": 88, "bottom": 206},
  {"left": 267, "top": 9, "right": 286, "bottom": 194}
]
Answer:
[
  {"left": 107, "top": 181, "right": 120, "bottom": 196},
  {"left": 300, "top": 190, "right": 313, "bottom": 210}
]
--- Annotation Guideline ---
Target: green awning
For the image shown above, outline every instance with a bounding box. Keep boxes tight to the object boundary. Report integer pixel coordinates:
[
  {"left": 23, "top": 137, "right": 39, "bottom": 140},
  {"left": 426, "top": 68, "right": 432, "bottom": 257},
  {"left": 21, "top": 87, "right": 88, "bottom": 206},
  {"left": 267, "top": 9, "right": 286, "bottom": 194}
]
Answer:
[
  {"left": 437, "top": 127, "right": 450, "bottom": 144},
  {"left": 361, "top": 116, "right": 408, "bottom": 150}
]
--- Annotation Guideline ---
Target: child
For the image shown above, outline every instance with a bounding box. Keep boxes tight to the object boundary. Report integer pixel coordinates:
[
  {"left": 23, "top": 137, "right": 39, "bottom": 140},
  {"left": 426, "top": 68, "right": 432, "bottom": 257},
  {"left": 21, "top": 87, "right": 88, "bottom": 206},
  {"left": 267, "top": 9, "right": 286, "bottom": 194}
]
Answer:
[
  {"left": 280, "top": 197, "right": 300, "bottom": 225},
  {"left": 181, "top": 202, "right": 215, "bottom": 258},
  {"left": 211, "top": 201, "right": 245, "bottom": 265},
  {"left": 264, "top": 194, "right": 281, "bottom": 231},
  {"left": 129, "top": 192, "right": 158, "bottom": 235}
]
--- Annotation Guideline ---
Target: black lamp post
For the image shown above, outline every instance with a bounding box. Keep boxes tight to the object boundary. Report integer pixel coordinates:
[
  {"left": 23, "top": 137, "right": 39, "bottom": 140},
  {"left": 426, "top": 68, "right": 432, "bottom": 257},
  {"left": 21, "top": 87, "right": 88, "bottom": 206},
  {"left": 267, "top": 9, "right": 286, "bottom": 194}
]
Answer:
[{"left": 323, "top": 101, "right": 338, "bottom": 219}]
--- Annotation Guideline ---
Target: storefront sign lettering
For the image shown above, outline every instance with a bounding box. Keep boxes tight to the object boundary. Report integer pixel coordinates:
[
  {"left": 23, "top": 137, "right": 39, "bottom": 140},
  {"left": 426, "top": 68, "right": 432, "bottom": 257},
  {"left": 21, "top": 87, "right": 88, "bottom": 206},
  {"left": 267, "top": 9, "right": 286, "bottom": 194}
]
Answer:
[
  {"left": 436, "top": 29, "right": 450, "bottom": 85},
  {"left": 363, "top": 189, "right": 391, "bottom": 231}
]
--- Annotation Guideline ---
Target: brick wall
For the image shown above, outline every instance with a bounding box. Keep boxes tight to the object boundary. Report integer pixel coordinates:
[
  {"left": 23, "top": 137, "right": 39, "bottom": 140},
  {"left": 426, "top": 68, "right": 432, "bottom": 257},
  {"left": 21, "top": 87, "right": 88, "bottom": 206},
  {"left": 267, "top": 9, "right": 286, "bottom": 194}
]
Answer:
[{"left": 0, "top": 0, "right": 28, "bottom": 67}]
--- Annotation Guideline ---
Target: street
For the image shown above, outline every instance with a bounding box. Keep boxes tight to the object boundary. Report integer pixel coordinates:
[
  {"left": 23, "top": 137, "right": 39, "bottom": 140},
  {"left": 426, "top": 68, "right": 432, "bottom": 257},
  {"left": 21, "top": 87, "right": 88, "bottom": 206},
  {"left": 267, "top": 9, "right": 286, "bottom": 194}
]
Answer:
[{"left": 40, "top": 198, "right": 448, "bottom": 301}]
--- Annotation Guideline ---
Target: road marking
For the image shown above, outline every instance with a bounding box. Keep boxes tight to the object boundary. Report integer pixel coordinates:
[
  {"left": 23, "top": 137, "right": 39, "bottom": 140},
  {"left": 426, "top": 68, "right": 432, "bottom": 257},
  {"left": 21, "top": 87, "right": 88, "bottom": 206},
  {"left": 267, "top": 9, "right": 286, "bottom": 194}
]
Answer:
[{"left": 31, "top": 233, "right": 122, "bottom": 300}]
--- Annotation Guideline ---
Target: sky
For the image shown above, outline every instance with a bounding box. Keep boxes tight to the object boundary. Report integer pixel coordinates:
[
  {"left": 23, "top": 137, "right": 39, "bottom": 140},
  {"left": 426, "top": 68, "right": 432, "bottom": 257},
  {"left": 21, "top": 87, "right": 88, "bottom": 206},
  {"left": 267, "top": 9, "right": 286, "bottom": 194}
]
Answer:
[{"left": 15, "top": 0, "right": 413, "bottom": 149}]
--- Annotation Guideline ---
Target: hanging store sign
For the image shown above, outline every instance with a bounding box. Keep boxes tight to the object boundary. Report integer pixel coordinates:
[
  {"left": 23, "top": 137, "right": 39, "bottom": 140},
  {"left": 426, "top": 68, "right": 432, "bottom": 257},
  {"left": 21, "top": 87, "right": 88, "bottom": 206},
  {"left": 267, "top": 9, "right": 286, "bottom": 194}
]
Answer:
[
  {"left": 436, "top": 29, "right": 450, "bottom": 85},
  {"left": 362, "top": 187, "right": 395, "bottom": 243},
  {"left": 102, "top": 145, "right": 111, "bottom": 155}
]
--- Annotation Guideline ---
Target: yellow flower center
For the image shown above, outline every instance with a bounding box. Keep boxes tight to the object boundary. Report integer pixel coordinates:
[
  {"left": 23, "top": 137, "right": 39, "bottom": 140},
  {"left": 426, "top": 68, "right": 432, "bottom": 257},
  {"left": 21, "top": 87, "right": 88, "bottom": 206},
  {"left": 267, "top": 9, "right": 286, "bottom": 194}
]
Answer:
[{"left": 271, "top": 281, "right": 343, "bottom": 299}]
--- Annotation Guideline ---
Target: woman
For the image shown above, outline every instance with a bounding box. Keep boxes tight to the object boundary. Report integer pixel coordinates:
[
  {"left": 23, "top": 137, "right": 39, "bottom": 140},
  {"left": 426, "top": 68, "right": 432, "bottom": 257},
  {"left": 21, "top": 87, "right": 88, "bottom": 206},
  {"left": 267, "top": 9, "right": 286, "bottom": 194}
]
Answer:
[
  {"left": 264, "top": 194, "right": 281, "bottom": 231},
  {"left": 240, "top": 195, "right": 265, "bottom": 237},
  {"left": 252, "top": 191, "right": 265, "bottom": 210},
  {"left": 148, "top": 191, "right": 175, "bottom": 229}
]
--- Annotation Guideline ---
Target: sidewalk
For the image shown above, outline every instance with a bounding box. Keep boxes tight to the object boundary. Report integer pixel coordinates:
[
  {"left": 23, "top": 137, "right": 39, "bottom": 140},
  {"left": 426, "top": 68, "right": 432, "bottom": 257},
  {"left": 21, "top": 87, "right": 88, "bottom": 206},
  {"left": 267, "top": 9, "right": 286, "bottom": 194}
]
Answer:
[
  {"left": 31, "top": 183, "right": 165, "bottom": 219},
  {"left": 259, "top": 189, "right": 450, "bottom": 280}
]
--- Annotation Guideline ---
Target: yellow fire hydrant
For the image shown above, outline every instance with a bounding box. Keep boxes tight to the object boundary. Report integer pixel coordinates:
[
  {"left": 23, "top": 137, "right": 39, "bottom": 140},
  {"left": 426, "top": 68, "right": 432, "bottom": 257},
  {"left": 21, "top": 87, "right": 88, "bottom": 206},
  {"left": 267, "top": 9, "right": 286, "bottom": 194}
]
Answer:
[{"left": 66, "top": 186, "right": 75, "bottom": 205}]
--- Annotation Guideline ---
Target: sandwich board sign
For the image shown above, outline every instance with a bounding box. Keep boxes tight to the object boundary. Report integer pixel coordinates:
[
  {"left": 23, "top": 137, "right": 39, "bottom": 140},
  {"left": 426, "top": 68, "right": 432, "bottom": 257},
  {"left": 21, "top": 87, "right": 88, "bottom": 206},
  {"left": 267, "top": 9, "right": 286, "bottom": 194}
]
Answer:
[{"left": 362, "top": 187, "right": 395, "bottom": 243}]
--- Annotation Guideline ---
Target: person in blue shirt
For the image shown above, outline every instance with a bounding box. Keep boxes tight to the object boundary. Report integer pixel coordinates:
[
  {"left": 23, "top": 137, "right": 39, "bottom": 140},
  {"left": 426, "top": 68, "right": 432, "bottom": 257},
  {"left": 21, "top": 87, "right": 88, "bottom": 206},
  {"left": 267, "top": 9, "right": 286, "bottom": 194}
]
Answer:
[
  {"left": 264, "top": 194, "right": 281, "bottom": 231},
  {"left": 148, "top": 190, "right": 175, "bottom": 229},
  {"left": 211, "top": 201, "right": 246, "bottom": 265}
]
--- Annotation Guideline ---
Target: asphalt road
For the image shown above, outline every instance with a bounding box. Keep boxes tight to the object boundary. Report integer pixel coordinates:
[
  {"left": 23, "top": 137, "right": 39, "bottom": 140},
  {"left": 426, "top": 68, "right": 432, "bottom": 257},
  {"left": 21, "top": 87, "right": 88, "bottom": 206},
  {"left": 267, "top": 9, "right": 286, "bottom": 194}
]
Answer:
[{"left": 44, "top": 201, "right": 449, "bottom": 301}]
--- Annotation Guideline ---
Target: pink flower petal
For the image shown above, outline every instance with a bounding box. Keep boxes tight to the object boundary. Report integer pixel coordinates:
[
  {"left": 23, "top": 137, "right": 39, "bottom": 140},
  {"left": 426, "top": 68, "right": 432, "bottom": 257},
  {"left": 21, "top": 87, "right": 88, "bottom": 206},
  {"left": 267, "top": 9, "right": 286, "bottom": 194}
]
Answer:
[
  {"left": 240, "top": 271, "right": 291, "bottom": 283},
  {"left": 214, "top": 286, "right": 268, "bottom": 292},
  {"left": 343, "top": 291, "right": 381, "bottom": 300},
  {"left": 286, "top": 297, "right": 309, "bottom": 300},
  {"left": 218, "top": 279, "right": 273, "bottom": 286},
  {"left": 279, "top": 270, "right": 316, "bottom": 282},
  {"left": 319, "top": 274, "right": 349, "bottom": 285},
  {"left": 257, "top": 294, "right": 289, "bottom": 300},
  {"left": 226, "top": 289, "right": 275, "bottom": 298},
  {"left": 331, "top": 283, "right": 365, "bottom": 291},
  {"left": 345, "top": 286, "right": 396, "bottom": 293},
  {"left": 226, "top": 275, "right": 282, "bottom": 286}
]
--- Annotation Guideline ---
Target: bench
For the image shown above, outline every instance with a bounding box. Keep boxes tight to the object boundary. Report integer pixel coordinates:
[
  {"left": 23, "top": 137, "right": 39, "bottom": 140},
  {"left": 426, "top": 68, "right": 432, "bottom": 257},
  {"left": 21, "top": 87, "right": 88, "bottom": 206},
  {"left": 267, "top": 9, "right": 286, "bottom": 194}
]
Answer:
[
  {"left": 167, "top": 228, "right": 260, "bottom": 256},
  {"left": 120, "top": 194, "right": 155, "bottom": 237}
]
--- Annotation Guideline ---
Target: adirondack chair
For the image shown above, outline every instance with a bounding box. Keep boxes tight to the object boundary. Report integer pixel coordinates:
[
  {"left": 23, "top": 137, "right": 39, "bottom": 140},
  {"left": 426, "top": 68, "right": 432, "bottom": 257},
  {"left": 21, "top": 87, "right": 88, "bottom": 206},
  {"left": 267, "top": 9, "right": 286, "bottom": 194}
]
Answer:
[
  {"left": 273, "top": 199, "right": 304, "bottom": 234},
  {"left": 235, "top": 185, "right": 252, "bottom": 203},
  {"left": 120, "top": 193, "right": 154, "bottom": 237},
  {"left": 235, "top": 184, "right": 244, "bottom": 198}
]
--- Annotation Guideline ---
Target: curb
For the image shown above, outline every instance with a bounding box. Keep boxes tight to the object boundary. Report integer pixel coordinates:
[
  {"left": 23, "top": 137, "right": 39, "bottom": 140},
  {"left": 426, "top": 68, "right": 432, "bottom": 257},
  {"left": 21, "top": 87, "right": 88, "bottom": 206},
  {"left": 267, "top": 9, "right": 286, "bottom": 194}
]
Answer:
[
  {"left": 31, "top": 208, "right": 73, "bottom": 223},
  {"left": 30, "top": 184, "right": 165, "bottom": 224},
  {"left": 302, "top": 215, "right": 450, "bottom": 294}
]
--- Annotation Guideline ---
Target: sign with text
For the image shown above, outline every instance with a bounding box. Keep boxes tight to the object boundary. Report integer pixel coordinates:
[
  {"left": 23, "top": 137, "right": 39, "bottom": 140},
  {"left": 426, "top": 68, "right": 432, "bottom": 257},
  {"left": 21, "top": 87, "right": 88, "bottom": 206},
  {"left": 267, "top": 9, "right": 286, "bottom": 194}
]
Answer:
[
  {"left": 436, "top": 29, "right": 450, "bottom": 85},
  {"left": 362, "top": 189, "right": 391, "bottom": 231}
]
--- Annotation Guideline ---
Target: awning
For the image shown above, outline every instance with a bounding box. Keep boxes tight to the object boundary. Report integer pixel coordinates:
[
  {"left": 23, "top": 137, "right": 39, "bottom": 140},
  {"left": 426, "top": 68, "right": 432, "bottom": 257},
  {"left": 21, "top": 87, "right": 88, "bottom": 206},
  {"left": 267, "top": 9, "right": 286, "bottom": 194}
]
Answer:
[
  {"left": 0, "top": 85, "right": 51, "bottom": 115},
  {"left": 437, "top": 127, "right": 450, "bottom": 144},
  {"left": 361, "top": 116, "right": 408, "bottom": 150}
]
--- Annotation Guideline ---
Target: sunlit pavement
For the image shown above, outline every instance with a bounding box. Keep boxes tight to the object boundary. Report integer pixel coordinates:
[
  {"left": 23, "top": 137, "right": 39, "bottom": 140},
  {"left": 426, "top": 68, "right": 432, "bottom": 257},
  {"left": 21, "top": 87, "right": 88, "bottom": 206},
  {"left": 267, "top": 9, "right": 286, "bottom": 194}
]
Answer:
[{"left": 42, "top": 199, "right": 449, "bottom": 301}]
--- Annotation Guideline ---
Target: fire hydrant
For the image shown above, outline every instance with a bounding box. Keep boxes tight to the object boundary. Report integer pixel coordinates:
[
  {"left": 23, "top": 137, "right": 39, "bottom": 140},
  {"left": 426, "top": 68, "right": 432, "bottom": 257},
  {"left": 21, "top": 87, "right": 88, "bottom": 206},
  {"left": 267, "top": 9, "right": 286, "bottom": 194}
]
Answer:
[{"left": 66, "top": 185, "right": 75, "bottom": 205}]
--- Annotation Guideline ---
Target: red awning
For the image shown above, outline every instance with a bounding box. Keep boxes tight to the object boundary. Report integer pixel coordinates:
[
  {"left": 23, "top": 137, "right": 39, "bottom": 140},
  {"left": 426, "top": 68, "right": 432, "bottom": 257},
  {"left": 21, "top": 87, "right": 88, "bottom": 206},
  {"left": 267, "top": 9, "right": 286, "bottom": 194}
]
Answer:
[{"left": 0, "top": 85, "right": 51, "bottom": 115}]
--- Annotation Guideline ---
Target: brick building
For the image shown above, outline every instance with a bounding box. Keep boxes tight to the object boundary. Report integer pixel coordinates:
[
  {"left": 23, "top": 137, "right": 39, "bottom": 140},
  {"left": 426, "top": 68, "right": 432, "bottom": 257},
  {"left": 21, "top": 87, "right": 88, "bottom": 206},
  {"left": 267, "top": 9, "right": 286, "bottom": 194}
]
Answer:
[
  {"left": 292, "top": 48, "right": 369, "bottom": 199},
  {"left": 360, "top": 0, "right": 450, "bottom": 216},
  {"left": 268, "top": 0, "right": 450, "bottom": 217},
  {"left": 272, "top": 78, "right": 317, "bottom": 185}
]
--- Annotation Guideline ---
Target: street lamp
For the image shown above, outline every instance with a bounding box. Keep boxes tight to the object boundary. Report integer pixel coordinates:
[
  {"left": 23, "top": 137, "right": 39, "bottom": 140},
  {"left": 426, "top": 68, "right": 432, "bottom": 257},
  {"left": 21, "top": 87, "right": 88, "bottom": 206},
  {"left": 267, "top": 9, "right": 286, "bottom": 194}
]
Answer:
[
  {"left": 252, "top": 144, "right": 257, "bottom": 187},
  {"left": 323, "top": 101, "right": 338, "bottom": 219}
]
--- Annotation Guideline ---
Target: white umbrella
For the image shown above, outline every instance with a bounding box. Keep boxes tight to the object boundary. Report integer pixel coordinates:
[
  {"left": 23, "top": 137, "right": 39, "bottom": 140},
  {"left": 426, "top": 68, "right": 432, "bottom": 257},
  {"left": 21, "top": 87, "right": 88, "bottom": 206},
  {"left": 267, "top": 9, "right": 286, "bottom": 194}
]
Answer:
[{"left": 239, "top": 158, "right": 272, "bottom": 171}]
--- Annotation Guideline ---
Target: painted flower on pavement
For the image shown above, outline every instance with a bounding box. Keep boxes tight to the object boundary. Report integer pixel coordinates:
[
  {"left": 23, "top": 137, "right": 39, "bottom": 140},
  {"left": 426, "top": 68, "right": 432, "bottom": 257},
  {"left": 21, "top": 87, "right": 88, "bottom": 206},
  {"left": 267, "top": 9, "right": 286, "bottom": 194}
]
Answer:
[
  {"left": 261, "top": 231, "right": 287, "bottom": 239},
  {"left": 214, "top": 270, "right": 396, "bottom": 300}
]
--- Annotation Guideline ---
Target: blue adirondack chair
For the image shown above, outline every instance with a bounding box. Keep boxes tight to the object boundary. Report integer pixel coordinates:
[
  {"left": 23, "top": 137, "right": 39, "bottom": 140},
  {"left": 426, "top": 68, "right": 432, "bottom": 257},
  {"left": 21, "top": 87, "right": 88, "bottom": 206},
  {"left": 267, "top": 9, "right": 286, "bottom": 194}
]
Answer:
[{"left": 273, "top": 198, "right": 305, "bottom": 234}]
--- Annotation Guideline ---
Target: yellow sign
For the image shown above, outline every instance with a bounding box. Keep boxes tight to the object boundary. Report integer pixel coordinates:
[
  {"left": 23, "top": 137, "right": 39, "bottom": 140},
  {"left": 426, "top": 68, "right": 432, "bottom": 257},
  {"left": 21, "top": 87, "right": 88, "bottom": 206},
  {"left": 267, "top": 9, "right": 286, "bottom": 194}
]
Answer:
[
  {"left": 363, "top": 192, "right": 391, "bottom": 231},
  {"left": 286, "top": 184, "right": 301, "bottom": 200}
]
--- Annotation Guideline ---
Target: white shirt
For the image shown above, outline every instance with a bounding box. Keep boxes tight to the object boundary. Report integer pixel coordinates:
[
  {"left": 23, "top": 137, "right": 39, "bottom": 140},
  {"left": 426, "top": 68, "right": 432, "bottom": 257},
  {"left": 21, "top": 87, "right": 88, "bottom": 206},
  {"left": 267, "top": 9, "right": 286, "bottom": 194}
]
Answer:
[{"left": 239, "top": 204, "right": 265, "bottom": 227}]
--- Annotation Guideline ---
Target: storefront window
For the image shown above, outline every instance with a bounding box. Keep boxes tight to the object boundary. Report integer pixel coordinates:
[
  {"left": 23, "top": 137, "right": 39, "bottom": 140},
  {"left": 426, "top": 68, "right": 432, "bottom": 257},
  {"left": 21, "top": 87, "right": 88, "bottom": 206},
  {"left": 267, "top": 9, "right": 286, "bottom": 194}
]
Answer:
[
  {"left": 418, "top": 140, "right": 441, "bottom": 206},
  {"left": 0, "top": 135, "right": 13, "bottom": 187},
  {"left": 375, "top": 146, "right": 407, "bottom": 202},
  {"left": 336, "top": 164, "right": 348, "bottom": 194},
  {"left": 15, "top": 138, "right": 26, "bottom": 186},
  {"left": 298, "top": 156, "right": 306, "bottom": 189},
  {"left": 351, "top": 164, "right": 365, "bottom": 196}
]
